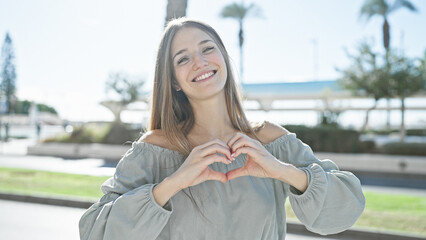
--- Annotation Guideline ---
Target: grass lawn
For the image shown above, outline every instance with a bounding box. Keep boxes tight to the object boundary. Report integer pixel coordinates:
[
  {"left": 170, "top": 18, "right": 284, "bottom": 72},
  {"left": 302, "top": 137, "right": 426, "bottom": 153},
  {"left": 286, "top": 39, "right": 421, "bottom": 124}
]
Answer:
[
  {"left": 285, "top": 191, "right": 426, "bottom": 236},
  {"left": 1, "top": 167, "right": 425, "bottom": 236},
  {"left": 0, "top": 167, "right": 109, "bottom": 200}
]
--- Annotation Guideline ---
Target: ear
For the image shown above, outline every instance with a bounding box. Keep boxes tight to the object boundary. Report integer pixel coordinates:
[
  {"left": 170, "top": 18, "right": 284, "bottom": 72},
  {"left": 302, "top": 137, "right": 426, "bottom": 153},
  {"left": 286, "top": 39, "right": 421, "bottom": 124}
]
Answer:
[{"left": 173, "top": 82, "right": 182, "bottom": 91}]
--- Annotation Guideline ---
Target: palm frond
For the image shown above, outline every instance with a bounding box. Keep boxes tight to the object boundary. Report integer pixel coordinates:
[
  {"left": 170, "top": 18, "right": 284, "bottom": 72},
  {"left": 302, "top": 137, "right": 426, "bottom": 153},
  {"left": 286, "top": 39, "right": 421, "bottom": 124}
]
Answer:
[
  {"left": 359, "top": 0, "right": 388, "bottom": 21},
  {"left": 220, "top": 2, "right": 263, "bottom": 20},
  {"left": 220, "top": 3, "right": 247, "bottom": 20},
  {"left": 247, "top": 3, "right": 263, "bottom": 18},
  {"left": 389, "top": 0, "right": 417, "bottom": 14}
]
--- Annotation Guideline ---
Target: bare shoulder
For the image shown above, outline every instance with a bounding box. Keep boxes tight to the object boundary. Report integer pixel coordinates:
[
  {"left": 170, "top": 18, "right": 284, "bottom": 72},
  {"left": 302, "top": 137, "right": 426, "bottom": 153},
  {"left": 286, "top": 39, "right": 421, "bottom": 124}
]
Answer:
[
  {"left": 138, "top": 129, "right": 176, "bottom": 150},
  {"left": 255, "top": 121, "right": 290, "bottom": 145}
]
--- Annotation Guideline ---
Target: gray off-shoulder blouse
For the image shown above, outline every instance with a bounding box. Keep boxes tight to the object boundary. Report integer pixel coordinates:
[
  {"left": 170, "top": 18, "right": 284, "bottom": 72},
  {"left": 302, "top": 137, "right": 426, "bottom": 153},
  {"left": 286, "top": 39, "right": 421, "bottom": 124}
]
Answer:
[{"left": 79, "top": 133, "right": 365, "bottom": 240}]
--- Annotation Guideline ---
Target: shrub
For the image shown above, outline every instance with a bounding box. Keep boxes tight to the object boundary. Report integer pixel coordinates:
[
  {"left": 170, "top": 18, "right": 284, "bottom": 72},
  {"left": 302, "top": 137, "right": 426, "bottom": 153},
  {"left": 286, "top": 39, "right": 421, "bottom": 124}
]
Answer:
[
  {"left": 101, "top": 123, "right": 142, "bottom": 145},
  {"left": 381, "top": 142, "right": 426, "bottom": 156},
  {"left": 364, "top": 129, "right": 399, "bottom": 135},
  {"left": 283, "top": 125, "right": 361, "bottom": 153},
  {"left": 44, "top": 123, "right": 114, "bottom": 144},
  {"left": 406, "top": 129, "right": 426, "bottom": 136},
  {"left": 364, "top": 128, "right": 426, "bottom": 136},
  {"left": 359, "top": 140, "right": 376, "bottom": 153}
]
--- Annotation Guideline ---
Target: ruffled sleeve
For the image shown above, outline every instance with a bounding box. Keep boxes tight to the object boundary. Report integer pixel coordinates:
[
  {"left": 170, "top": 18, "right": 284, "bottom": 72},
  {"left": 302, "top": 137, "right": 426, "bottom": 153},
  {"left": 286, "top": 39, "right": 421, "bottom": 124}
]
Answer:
[
  {"left": 267, "top": 133, "right": 365, "bottom": 235},
  {"left": 79, "top": 142, "right": 181, "bottom": 240}
]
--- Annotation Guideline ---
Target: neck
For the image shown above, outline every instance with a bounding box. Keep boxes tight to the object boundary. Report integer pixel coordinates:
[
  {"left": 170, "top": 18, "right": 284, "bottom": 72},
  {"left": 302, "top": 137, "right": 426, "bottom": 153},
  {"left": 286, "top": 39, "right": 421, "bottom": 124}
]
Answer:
[{"left": 188, "top": 92, "right": 237, "bottom": 144}]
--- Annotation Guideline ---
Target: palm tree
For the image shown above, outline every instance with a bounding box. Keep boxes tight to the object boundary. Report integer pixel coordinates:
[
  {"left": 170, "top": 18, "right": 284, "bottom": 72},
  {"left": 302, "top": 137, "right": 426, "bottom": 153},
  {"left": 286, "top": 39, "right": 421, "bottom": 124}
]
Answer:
[
  {"left": 165, "top": 0, "right": 188, "bottom": 26},
  {"left": 360, "top": 0, "right": 417, "bottom": 55},
  {"left": 220, "top": 2, "right": 262, "bottom": 82},
  {"left": 359, "top": 0, "right": 417, "bottom": 129}
]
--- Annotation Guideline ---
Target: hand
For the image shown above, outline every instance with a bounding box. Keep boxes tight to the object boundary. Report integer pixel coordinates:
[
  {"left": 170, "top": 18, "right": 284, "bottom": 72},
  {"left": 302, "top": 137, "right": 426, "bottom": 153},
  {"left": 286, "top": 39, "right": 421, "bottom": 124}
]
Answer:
[
  {"left": 226, "top": 132, "right": 285, "bottom": 181},
  {"left": 170, "top": 139, "right": 232, "bottom": 190}
]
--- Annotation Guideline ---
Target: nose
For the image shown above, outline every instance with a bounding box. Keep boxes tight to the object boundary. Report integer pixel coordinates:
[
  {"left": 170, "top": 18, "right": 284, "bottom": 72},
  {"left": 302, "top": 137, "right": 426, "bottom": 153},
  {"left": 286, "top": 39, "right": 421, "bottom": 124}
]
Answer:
[{"left": 192, "top": 52, "right": 207, "bottom": 70}]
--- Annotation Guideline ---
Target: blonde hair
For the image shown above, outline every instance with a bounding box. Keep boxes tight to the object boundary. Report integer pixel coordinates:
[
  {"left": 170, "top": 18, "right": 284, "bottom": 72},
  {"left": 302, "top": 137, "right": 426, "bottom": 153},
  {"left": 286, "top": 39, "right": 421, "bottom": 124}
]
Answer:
[{"left": 149, "top": 18, "right": 262, "bottom": 155}]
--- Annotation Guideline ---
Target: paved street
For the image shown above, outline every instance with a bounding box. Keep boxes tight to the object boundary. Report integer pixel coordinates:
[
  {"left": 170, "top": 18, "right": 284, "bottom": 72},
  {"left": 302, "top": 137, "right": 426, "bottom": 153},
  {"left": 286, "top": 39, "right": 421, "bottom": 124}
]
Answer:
[
  {"left": 0, "top": 199, "right": 84, "bottom": 240},
  {"left": 0, "top": 199, "right": 360, "bottom": 240}
]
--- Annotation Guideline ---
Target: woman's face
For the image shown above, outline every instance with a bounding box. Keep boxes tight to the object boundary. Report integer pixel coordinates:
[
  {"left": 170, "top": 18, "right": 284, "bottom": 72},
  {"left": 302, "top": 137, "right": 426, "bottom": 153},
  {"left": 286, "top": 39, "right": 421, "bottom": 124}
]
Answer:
[{"left": 171, "top": 27, "right": 227, "bottom": 101}]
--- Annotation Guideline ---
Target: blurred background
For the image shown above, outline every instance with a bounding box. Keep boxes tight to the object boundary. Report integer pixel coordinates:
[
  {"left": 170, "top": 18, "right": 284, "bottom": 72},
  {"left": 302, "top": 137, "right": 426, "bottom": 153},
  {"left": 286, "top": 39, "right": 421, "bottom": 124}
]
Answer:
[{"left": 0, "top": 0, "right": 425, "bottom": 239}]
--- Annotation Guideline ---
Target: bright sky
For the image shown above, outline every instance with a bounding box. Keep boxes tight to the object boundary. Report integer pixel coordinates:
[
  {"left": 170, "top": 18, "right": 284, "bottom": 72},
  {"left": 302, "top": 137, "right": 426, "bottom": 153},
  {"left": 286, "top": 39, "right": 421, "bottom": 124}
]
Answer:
[{"left": 1, "top": 0, "right": 425, "bottom": 122}]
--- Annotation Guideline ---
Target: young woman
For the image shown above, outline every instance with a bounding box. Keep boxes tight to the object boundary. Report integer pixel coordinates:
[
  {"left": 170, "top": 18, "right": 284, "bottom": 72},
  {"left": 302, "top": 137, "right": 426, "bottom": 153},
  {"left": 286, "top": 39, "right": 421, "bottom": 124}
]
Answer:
[{"left": 79, "top": 18, "right": 365, "bottom": 240}]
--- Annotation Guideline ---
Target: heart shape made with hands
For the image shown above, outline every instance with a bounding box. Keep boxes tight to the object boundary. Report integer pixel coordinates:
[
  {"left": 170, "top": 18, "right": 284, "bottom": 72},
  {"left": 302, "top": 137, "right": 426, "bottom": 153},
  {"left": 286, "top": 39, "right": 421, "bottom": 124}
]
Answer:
[
  {"left": 196, "top": 132, "right": 307, "bottom": 192},
  {"left": 177, "top": 132, "right": 287, "bottom": 190},
  {"left": 208, "top": 134, "right": 277, "bottom": 182},
  {"left": 221, "top": 151, "right": 271, "bottom": 181}
]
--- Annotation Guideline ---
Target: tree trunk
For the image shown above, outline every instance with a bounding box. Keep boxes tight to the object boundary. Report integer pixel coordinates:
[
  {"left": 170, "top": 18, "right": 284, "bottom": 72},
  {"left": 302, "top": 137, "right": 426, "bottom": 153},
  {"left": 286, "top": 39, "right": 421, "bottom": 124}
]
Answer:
[
  {"left": 386, "top": 98, "right": 391, "bottom": 129},
  {"left": 165, "top": 0, "right": 188, "bottom": 26},
  {"left": 361, "top": 100, "right": 378, "bottom": 132},
  {"left": 239, "top": 21, "right": 244, "bottom": 82},
  {"left": 400, "top": 97, "right": 406, "bottom": 142},
  {"left": 383, "top": 17, "right": 391, "bottom": 130},
  {"left": 383, "top": 18, "right": 390, "bottom": 51},
  {"left": 100, "top": 101, "right": 125, "bottom": 124}
]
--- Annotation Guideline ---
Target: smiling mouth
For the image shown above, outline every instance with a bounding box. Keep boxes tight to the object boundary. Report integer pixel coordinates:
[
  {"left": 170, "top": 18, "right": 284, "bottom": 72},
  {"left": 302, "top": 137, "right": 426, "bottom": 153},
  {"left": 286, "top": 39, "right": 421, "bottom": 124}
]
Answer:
[{"left": 192, "top": 70, "right": 217, "bottom": 82}]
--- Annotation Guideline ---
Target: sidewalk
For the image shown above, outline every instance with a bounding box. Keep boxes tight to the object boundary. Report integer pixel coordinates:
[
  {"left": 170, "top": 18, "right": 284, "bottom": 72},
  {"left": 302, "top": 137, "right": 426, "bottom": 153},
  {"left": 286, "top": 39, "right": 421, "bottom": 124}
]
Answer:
[
  {"left": 0, "top": 138, "right": 34, "bottom": 155},
  {"left": 0, "top": 138, "right": 115, "bottom": 176},
  {"left": 0, "top": 154, "right": 115, "bottom": 176}
]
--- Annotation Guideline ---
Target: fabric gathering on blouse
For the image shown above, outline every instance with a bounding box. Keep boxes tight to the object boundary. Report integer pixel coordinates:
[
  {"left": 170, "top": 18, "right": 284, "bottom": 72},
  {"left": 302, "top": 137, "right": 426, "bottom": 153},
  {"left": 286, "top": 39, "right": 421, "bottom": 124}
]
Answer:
[{"left": 79, "top": 133, "right": 365, "bottom": 240}]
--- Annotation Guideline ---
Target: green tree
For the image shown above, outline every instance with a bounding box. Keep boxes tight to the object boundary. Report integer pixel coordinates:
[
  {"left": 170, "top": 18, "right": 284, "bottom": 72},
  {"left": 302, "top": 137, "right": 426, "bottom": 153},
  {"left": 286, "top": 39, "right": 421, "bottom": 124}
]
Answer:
[
  {"left": 36, "top": 103, "right": 58, "bottom": 115},
  {"left": 14, "top": 100, "right": 58, "bottom": 115},
  {"left": 165, "top": 0, "right": 188, "bottom": 26},
  {"left": 220, "top": 2, "right": 262, "bottom": 82},
  {"left": 419, "top": 50, "right": 426, "bottom": 80},
  {"left": 360, "top": 0, "right": 418, "bottom": 128},
  {"left": 338, "top": 42, "right": 391, "bottom": 132},
  {"left": 103, "top": 72, "right": 145, "bottom": 123},
  {"left": 14, "top": 100, "right": 31, "bottom": 114},
  {"left": 0, "top": 33, "right": 17, "bottom": 115},
  {"left": 388, "top": 51, "right": 426, "bottom": 141},
  {"left": 360, "top": 0, "right": 417, "bottom": 54}
]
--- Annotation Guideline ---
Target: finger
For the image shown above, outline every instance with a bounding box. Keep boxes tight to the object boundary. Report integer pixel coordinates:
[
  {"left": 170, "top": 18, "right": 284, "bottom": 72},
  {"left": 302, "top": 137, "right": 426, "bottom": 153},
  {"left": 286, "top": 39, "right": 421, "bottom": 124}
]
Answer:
[
  {"left": 232, "top": 146, "right": 258, "bottom": 160},
  {"left": 226, "top": 166, "right": 248, "bottom": 181},
  {"left": 199, "top": 138, "right": 229, "bottom": 150},
  {"left": 227, "top": 132, "right": 244, "bottom": 149},
  {"left": 206, "top": 169, "right": 227, "bottom": 183},
  {"left": 229, "top": 138, "right": 257, "bottom": 155},
  {"left": 202, "top": 153, "right": 231, "bottom": 166},
  {"left": 200, "top": 143, "right": 232, "bottom": 160}
]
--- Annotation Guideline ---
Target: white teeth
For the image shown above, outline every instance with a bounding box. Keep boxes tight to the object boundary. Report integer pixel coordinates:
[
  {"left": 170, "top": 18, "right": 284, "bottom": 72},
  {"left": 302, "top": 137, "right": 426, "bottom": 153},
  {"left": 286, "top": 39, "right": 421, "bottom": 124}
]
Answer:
[{"left": 195, "top": 71, "right": 214, "bottom": 81}]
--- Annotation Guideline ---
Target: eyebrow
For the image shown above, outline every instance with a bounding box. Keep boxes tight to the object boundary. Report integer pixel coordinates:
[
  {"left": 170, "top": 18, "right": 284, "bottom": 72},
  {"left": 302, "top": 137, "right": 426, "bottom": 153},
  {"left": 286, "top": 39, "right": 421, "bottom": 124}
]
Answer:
[{"left": 172, "top": 39, "right": 215, "bottom": 62}]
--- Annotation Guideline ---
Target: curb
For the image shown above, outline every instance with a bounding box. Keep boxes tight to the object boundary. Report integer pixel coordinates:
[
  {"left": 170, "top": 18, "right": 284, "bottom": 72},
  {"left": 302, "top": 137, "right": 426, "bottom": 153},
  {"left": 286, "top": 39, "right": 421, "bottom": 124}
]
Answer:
[
  {"left": 1, "top": 192, "right": 425, "bottom": 240},
  {"left": 27, "top": 143, "right": 129, "bottom": 162},
  {"left": 0, "top": 192, "right": 94, "bottom": 209},
  {"left": 286, "top": 221, "right": 426, "bottom": 240}
]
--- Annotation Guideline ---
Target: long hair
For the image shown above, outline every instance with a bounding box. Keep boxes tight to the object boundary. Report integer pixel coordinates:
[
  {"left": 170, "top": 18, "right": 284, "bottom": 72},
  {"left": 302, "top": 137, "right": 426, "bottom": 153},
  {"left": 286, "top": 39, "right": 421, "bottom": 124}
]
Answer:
[{"left": 149, "top": 18, "right": 262, "bottom": 155}]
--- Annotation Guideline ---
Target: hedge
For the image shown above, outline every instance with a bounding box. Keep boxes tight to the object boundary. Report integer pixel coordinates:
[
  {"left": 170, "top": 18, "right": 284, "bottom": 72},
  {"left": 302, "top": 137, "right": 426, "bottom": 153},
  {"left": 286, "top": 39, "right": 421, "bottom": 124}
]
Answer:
[
  {"left": 283, "top": 125, "right": 362, "bottom": 153},
  {"left": 382, "top": 142, "right": 426, "bottom": 156},
  {"left": 44, "top": 123, "right": 142, "bottom": 145}
]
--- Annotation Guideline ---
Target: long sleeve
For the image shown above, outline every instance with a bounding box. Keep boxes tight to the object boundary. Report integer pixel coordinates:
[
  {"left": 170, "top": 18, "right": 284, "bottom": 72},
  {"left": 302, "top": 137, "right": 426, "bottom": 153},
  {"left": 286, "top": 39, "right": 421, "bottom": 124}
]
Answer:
[
  {"left": 269, "top": 133, "right": 365, "bottom": 235},
  {"left": 79, "top": 142, "right": 178, "bottom": 240}
]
